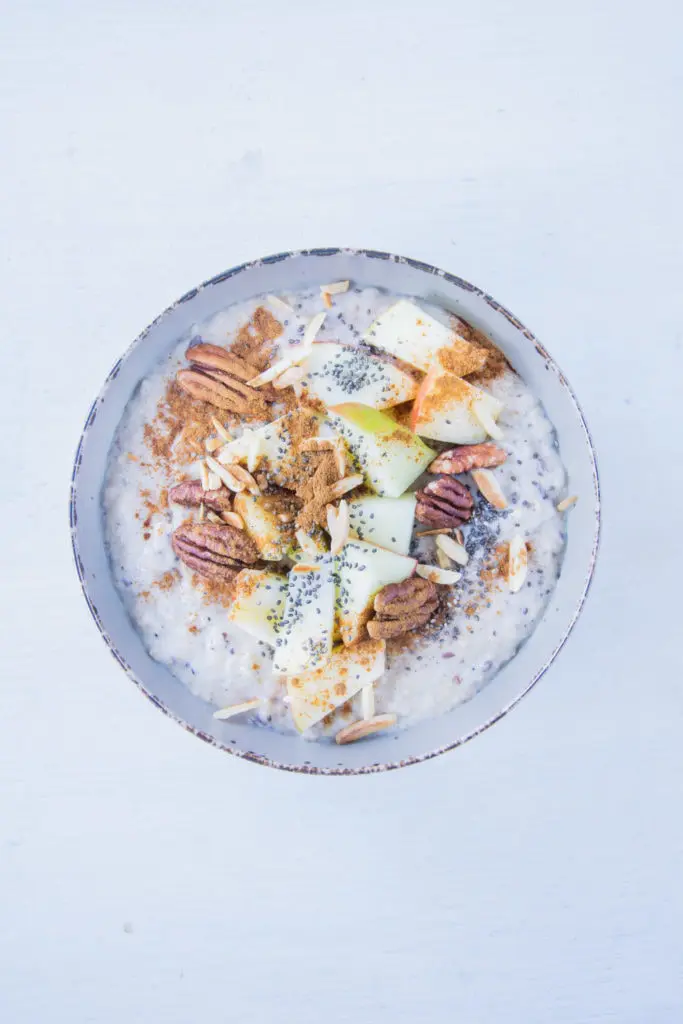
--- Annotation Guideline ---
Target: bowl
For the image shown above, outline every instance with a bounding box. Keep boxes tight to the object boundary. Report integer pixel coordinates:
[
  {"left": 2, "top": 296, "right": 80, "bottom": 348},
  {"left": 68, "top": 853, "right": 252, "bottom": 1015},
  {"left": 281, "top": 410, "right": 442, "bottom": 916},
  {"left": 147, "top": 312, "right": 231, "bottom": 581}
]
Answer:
[{"left": 70, "top": 249, "right": 600, "bottom": 774}]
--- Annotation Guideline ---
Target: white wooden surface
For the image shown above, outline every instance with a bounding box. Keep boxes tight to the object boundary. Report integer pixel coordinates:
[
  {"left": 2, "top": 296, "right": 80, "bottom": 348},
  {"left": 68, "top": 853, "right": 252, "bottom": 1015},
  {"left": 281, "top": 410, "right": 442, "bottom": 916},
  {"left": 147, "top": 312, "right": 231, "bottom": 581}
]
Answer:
[{"left": 2, "top": 2, "right": 682, "bottom": 1021}]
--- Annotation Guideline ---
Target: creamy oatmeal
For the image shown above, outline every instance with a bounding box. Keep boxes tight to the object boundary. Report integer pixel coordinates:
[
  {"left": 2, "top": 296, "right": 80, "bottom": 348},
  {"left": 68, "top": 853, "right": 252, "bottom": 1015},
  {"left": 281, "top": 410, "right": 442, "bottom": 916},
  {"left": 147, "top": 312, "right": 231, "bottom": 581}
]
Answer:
[{"left": 104, "top": 284, "right": 569, "bottom": 742}]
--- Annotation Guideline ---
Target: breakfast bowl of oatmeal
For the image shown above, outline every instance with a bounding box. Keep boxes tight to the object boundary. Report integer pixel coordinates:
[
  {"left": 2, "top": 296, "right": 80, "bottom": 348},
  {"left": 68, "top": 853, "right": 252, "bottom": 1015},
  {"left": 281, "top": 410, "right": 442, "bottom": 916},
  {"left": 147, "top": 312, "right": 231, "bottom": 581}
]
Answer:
[{"left": 70, "top": 249, "right": 599, "bottom": 774}]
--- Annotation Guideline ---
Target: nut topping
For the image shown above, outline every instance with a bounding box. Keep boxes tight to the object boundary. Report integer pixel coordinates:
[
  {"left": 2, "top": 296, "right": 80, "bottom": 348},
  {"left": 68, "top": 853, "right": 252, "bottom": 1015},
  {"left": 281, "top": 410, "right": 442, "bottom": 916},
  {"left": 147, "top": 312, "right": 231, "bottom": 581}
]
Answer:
[
  {"left": 367, "top": 577, "right": 440, "bottom": 639},
  {"left": 176, "top": 343, "right": 272, "bottom": 414},
  {"left": 428, "top": 443, "right": 507, "bottom": 476},
  {"left": 169, "top": 479, "right": 233, "bottom": 514},
  {"left": 415, "top": 477, "right": 474, "bottom": 528},
  {"left": 171, "top": 521, "right": 259, "bottom": 581}
]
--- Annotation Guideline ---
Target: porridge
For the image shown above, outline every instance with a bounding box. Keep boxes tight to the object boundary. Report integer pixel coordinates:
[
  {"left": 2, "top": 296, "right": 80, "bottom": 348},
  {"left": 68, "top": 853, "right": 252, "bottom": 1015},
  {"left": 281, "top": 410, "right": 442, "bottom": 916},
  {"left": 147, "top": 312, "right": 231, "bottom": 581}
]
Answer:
[{"left": 104, "top": 284, "right": 570, "bottom": 742}]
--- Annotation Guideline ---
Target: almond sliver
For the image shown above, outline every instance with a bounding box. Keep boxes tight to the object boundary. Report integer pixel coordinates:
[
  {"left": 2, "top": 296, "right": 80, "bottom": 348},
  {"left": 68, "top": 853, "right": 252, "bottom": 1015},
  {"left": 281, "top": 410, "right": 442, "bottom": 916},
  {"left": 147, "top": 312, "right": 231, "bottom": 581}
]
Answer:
[
  {"left": 436, "top": 534, "right": 469, "bottom": 566},
  {"left": 320, "top": 281, "right": 350, "bottom": 295},
  {"left": 416, "top": 564, "right": 462, "bottom": 585},
  {"left": 222, "top": 511, "right": 245, "bottom": 530},
  {"left": 302, "top": 311, "right": 326, "bottom": 348},
  {"left": 213, "top": 698, "right": 262, "bottom": 721},
  {"left": 295, "top": 529, "right": 321, "bottom": 556},
  {"left": 328, "top": 474, "right": 364, "bottom": 499},
  {"left": 508, "top": 535, "right": 528, "bottom": 593},
  {"left": 205, "top": 455, "right": 245, "bottom": 492},
  {"left": 335, "top": 713, "right": 396, "bottom": 745},
  {"left": 267, "top": 294, "right": 295, "bottom": 314},
  {"left": 557, "top": 495, "right": 578, "bottom": 512},
  {"left": 207, "top": 470, "right": 221, "bottom": 491},
  {"left": 272, "top": 364, "right": 308, "bottom": 390},
  {"left": 211, "top": 416, "right": 232, "bottom": 443},
  {"left": 360, "top": 685, "right": 376, "bottom": 720},
  {"left": 205, "top": 436, "right": 224, "bottom": 453},
  {"left": 226, "top": 463, "right": 260, "bottom": 495},
  {"left": 327, "top": 499, "right": 350, "bottom": 555},
  {"left": 471, "top": 469, "right": 508, "bottom": 510},
  {"left": 248, "top": 352, "right": 309, "bottom": 388},
  {"left": 200, "top": 462, "right": 210, "bottom": 491}
]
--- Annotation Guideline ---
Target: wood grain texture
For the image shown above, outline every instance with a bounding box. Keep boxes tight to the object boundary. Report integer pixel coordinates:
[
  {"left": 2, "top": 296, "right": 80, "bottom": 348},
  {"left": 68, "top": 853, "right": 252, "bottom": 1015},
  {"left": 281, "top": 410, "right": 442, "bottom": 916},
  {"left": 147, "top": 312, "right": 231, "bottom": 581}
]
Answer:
[{"left": 1, "top": 0, "right": 682, "bottom": 1021}]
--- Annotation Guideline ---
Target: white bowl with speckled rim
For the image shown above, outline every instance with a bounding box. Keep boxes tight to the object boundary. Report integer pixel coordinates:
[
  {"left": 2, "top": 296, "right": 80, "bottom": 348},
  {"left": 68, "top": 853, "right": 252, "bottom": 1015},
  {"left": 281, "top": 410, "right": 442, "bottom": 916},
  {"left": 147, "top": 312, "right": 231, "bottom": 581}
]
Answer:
[{"left": 70, "top": 249, "right": 600, "bottom": 774}]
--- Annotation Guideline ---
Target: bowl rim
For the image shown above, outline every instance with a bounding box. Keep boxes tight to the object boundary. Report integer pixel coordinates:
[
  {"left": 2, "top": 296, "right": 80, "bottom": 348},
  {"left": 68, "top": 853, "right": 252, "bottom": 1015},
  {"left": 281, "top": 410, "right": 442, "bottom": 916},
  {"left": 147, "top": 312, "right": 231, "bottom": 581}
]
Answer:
[{"left": 70, "top": 247, "right": 601, "bottom": 775}]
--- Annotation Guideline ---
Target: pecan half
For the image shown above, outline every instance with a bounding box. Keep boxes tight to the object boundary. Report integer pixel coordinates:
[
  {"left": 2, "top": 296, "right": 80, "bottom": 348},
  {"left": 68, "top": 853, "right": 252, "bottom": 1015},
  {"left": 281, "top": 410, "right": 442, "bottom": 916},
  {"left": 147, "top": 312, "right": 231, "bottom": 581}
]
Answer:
[
  {"left": 169, "top": 480, "right": 233, "bottom": 514},
  {"left": 415, "top": 477, "right": 474, "bottom": 528},
  {"left": 171, "top": 522, "right": 259, "bottom": 580},
  {"left": 367, "top": 578, "right": 440, "bottom": 639},
  {"left": 176, "top": 343, "right": 273, "bottom": 414},
  {"left": 185, "top": 343, "right": 260, "bottom": 382},
  {"left": 428, "top": 443, "right": 507, "bottom": 475}
]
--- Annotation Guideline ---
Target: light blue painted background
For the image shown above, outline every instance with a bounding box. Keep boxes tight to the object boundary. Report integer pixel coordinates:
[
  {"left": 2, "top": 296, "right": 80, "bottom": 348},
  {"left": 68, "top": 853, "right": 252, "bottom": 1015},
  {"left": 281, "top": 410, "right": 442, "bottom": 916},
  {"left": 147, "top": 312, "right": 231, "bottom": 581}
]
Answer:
[{"left": 1, "top": 1, "right": 681, "bottom": 1020}]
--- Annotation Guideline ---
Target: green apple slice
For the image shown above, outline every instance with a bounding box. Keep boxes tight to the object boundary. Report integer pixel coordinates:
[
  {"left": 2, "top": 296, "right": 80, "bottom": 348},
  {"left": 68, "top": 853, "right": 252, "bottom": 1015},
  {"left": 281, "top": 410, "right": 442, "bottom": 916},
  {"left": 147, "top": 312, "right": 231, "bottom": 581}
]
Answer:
[
  {"left": 287, "top": 639, "right": 386, "bottom": 732},
  {"left": 228, "top": 569, "right": 288, "bottom": 645},
  {"left": 364, "top": 299, "right": 488, "bottom": 375},
  {"left": 328, "top": 403, "right": 435, "bottom": 498},
  {"left": 335, "top": 539, "right": 417, "bottom": 645},
  {"left": 347, "top": 495, "right": 416, "bottom": 555},
  {"left": 233, "top": 493, "right": 295, "bottom": 561},
  {"left": 410, "top": 367, "right": 504, "bottom": 444},
  {"left": 303, "top": 342, "right": 418, "bottom": 409},
  {"left": 273, "top": 560, "right": 336, "bottom": 675}
]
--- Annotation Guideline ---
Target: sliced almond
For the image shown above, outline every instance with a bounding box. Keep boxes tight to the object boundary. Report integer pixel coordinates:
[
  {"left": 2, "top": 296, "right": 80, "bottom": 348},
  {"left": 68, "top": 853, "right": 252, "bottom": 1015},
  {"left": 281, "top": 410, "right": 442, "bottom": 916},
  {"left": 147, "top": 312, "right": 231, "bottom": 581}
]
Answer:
[
  {"left": 198, "top": 502, "right": 205, "bottom": 522},
  {"left": 471, "top": 468, "right": 508, "bottom": 510},
  {"left": 226, "top": 463, "right": 260, "bottom": 495},
  {"left": 272, "top": 364, "right": 308, "bottom": 390},
  {"left": 557, "top": 495, "right": 578, "bottom": 512},
  {"left": 334, "top": 441, "right": 347, "bottom": 478},
  {"left": 302, "top": 311, "right": 326, "bottom": 348},
  {"left": 473, "top": 402, "right": 504, "bottom": 440},
  {"left": 328, "top": 474, "right": 364, "bottom": 499},
  {"left": 292, "top": 563, "right": 321, "bottom": 574},
  {"left": 213, "top": 697, "right": 262, "bottom": 721},
  {"left": 507, "top": 535, "right": 528, "bottom": 593},
  {"left": 205, "top": 436, "right": 224, "bottom": 453},
  {"left": 207, "top": 470, "right": 222, "bottom": 491},
  {"left": 455, "top": 528, "right": 464, "bottom": 545},
  {"left": 436, "top": 534, "right": 469, "bottom": 566},
  {"left": 416, "top": 564, "right": 462, "bottom": 585},
  {"left": 360, "top": 685, "right": 375, "bottom": 721},
  {"left": 206, "top": 510, "right": 225, "bottom": 525},
  {"left": 321, "top": 291, "right": 333, "bottom": 309},
  {"left": 205, "top": 455, "right": 245, "bottom": 492},
  {"left": 326, "top": 499, "right": 350, "bottom": 555},
  {"left": 437, "top": 547, "right": 452, "bottom": 570},
  {"left": 335, "top": 713, "right": 397, "bottom": 745},
  {"left": 222, "top": 511, "right": 244, "bottom": 530},
  {"left": 295, "top": 529, "right": 321, "bottom": 556},
  {"left": 278, "top": 512, "right": 295, "bottom": 523},
  {"left": 267, "top": 294, "right": 295, "bottom": 314},
  {"left": 320, "top": 281, "right": 350, "bottom": 295},
  {"left": 211, "top": 416, "right": 232, "bottom": 443},
  {"left": 200, "top": 461, "right": 210, "bottom": 491},
  {"left": 248, "top": 352, "right": 309, "bottom": 388}
]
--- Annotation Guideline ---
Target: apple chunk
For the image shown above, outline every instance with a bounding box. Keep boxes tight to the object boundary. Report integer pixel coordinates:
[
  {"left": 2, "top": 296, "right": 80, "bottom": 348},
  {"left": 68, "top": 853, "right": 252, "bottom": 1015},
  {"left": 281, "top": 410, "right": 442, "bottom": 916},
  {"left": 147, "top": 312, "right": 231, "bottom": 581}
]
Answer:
[
  {"left": 233, "top": 492, "right": 295, "bottom": 561},
  {"left": 228, "top": 569, "right": 288, "bottom": 646},
  {"left": 364, "top": 299, "right": 488, "bottom": 376},
  {"left": 287, "top": 639, "right": 386, "bottom": 732},
  {"left": 328, "top": 403, "right": 434, "bottom": 497},
  {"left": 410, "top": 367, "right": 503, "bottom": 444},
  {"left": 347, "top": 495, "right": 416, "bottom": 555},
  {"left": 273, "top": 561, "right": 336, "bottom": 675},
  {"left": 335, "top": 539, "right": 417, "bottom": 645},
  {"left": 303, "top": 342, "right": 418, "bottom": 409}
]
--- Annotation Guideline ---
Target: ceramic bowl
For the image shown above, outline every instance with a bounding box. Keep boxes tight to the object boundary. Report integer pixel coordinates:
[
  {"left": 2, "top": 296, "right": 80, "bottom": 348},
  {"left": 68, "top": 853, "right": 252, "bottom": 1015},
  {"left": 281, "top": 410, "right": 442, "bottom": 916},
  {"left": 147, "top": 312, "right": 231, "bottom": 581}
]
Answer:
[{"left": 70, "top": 249, "right": 600, "bottom": 774}]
